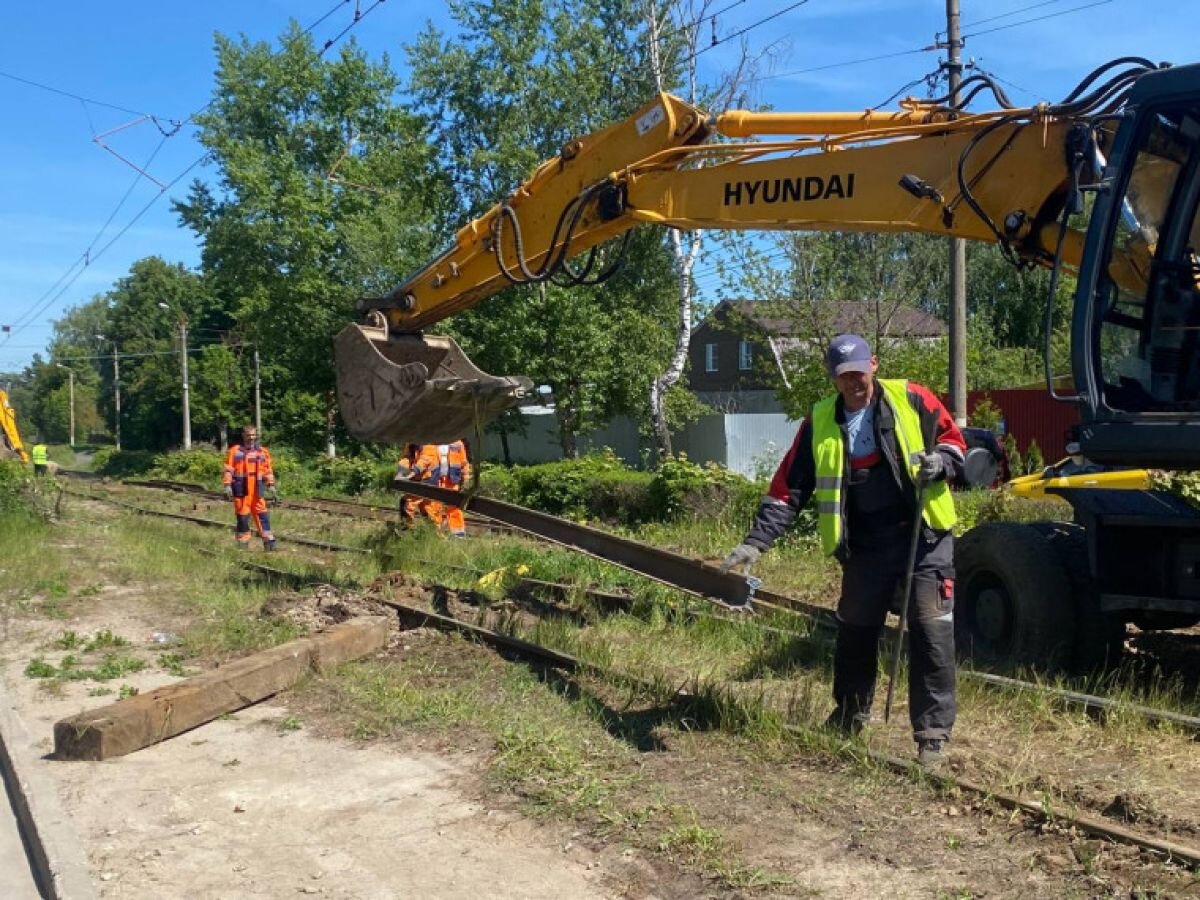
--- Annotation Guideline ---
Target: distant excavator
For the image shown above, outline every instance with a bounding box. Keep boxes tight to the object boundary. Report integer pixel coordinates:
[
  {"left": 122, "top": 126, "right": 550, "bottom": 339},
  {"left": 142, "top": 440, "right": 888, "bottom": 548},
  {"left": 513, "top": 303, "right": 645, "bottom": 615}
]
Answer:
[
  {"left": 0, "top": 389, "right": 29, "bottom": 463},
  {"left": 334, "top": 57, "right": 1200, "bottom": 671}
]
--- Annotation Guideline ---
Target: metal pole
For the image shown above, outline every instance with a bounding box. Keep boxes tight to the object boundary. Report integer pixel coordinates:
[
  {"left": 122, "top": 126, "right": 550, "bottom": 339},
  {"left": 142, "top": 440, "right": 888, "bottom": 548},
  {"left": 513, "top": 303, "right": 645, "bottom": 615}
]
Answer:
[
  {"left": 253, "top": 347, "right": 262, "bottom": 434},
  {"left": 113, "top": 346, "right": 121, "bottom": 452},
  {"left": 946, "top": 0, "right": 968, "bottom": 426},
  {"left": 180, "top": 319, "right": 192, "bottom": 450},
  {"left": 68, "top": 370, "right": 75, "bottom": 448}
]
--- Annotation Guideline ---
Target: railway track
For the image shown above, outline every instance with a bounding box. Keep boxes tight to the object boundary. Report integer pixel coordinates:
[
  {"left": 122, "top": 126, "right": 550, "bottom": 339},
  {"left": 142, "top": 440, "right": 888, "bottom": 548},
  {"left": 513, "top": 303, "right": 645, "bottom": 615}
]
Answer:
[
  {"left": 63, "top": 473, "right": 1200, "bottom": 733},
  {"left": 55, "top": 474, "right": 1200, "bottom": 869}
]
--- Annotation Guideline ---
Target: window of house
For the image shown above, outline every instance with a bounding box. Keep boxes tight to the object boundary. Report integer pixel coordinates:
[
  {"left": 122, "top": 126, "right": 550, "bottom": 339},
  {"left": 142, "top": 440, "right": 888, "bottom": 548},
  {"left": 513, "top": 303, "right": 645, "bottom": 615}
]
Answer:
[
  {"left": 705, "top": 343, "right": 718, "bottom": 372},
  {"left": 738, "top": 340, "right": 753, "bottom": 371}
]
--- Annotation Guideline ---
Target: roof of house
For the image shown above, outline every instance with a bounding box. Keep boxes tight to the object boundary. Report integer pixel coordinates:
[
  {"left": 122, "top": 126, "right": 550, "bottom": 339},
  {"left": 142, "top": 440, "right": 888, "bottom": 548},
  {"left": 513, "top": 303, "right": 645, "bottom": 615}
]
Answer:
[{"left": 707, "top": 299, "right": 946, "bottom": 339}]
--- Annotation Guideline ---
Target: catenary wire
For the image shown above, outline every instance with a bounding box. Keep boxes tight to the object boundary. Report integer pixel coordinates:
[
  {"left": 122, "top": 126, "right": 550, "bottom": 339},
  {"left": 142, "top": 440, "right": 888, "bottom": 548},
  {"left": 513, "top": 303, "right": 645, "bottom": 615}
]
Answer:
[
  {"left": 4, "top": 0, "right": 386, "bottom": 353},
  {"left": 962, "top": 0, "right": 1114, "bottom": 39},
  {"left": 681, "top": 0, "right": 809, "bottom": 64}
]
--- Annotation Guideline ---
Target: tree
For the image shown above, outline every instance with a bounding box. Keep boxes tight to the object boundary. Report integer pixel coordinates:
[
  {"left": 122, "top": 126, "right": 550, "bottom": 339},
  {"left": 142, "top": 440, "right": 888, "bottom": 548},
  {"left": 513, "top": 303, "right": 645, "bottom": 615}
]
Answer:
[
  {"left": 175, "top": 26, "right": 443, "bottom": 454},
  {"left": 406, "top": 0, "right": 682, "bottom": 456},
  {"left": 99, "top": 258, "right": 209, "bottom": 450},
  {"left": 191, "top": 344, "right": 252, "bottom": 450},
  {"left": 641, "top": 0, "right": 772, "bottom": 458}
]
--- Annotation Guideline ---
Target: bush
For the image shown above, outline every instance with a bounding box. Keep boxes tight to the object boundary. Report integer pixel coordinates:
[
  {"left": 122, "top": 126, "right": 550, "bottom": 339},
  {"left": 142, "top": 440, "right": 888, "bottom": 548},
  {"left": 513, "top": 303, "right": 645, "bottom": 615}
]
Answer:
[
  {"left": 150, "top": 449, "right": 225, "bottom": 487},
  {"left": 477, "top": 451, "right": 763, "bottom": 527},
  {"left": 0, "top": 460, "right": 33, "bottom": 514},
  {"left": 502, "top": 450, "right": 651, "bottom": 521},
  {"left": 1023, "top": 440, "right": 1045, "bottom": 476},
  {"left": 92, "top": 448, "right": 158, "bottom": 478},
  {"left": 1149, "top": 470, "right": 1200, "bottom": 510}
]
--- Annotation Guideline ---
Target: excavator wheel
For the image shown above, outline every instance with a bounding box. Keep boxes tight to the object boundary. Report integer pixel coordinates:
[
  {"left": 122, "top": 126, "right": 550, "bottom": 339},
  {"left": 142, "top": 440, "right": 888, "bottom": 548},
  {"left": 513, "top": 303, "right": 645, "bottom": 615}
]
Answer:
[{"left": 954, "top": 522, "right": 1076, "bottom": 671}]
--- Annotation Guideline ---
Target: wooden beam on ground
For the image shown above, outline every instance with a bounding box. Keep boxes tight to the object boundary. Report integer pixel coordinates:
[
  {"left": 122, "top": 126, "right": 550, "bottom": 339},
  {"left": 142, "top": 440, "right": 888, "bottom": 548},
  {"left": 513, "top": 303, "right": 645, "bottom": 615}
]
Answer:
[{"left": 53, "top": 617, "right": 389, "bottom": 761}]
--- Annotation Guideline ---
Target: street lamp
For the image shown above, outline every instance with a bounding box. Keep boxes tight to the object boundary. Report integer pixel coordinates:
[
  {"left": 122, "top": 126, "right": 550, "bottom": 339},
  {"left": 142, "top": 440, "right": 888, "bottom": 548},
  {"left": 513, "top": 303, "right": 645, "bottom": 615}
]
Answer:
[
  {"left": 157, "top": 302, "right": 192, "bottom": 450},
  {"left": 94, "top": 334, "right": 120, "bottom": 451},
  {"left": 54, "top": 363, "right": 75, "bottom": 448}
]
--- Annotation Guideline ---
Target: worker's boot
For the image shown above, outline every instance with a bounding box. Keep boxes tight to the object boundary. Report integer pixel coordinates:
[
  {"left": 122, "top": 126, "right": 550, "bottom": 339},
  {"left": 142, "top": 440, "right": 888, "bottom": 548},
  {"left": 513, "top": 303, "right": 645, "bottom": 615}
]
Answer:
[
  {"left": 823, "top": 706, "right": 868, "bottom": 737},
  {"left": 917, "top": 739, "right": 946, "bottom": 771},
  {"left": 263, "top": 539, "right": 277, "bottom": 552}
]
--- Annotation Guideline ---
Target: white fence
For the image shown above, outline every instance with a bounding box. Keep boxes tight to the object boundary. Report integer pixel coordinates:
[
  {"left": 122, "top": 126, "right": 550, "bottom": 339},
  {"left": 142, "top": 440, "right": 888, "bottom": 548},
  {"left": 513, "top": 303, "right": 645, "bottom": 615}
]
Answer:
[{"left": 480, "top": 407, "right": 798, "bottom": 479}]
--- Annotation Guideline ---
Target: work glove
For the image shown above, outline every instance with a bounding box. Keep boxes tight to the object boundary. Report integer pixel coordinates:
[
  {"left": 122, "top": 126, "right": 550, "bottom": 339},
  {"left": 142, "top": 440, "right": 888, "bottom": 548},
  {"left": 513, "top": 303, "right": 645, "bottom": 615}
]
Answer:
[
  {"left": 266, "top": 485, "right": 279, "bottom": 504},
  {"left": 719, "top": 543, "right": 761, "bottom": 574},
  {"left": 223, "top": 484, "right": 234, "bottom": 501},
  {"left": 914, "top": 451, "right": 945, "bottom": 486}
]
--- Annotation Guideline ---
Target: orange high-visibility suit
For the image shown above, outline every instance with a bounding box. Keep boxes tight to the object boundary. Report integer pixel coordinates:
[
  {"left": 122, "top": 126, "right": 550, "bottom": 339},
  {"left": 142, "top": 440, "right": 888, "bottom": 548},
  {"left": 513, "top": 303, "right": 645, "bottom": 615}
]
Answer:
[
  {"left": 396, "top": 444, "right": 438, "bottom": 526},
  {"left": 435, "top": 441, "right": 471, "bottom": 536},
  {"left": 404, "top": 442, "right": 470, "bottom": 535},
  {"left": 223, "top": 441, "right": 276, "bottom": 548}
]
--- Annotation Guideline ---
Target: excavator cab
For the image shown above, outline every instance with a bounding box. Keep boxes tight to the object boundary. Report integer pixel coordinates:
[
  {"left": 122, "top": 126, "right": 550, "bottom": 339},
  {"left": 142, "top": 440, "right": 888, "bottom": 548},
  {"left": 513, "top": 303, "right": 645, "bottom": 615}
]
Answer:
[{"left": 1073, "top": 65, "right": 1200, "bottom": 468}]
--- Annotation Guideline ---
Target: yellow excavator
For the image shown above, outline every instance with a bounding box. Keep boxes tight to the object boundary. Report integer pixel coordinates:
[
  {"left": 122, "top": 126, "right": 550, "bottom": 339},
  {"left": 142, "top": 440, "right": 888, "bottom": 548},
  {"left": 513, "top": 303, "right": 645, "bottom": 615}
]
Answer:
[
  {"left": 0, "top": 389, "right": 30, "bottom": 463},
  {"left": 335, "top": 57, "right": 1200, "bottom": 669}
]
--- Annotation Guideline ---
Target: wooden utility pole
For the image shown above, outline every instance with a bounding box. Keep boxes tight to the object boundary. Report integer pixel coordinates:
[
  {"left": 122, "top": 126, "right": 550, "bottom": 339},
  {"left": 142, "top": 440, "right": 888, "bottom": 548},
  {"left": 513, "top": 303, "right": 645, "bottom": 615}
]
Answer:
[
  {"left": 946, "top": 0, "right": 968, "bottom": 426},
  {"left": 253, "top": 347, "right": 262, "bottom": 435}
]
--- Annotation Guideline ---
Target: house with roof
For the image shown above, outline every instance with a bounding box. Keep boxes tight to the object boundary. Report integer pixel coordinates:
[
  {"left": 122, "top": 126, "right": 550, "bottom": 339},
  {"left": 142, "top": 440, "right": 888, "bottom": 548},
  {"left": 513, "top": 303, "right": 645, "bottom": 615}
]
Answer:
[{"left": 688, "top": 299, "right": 947, "bottom": 414}]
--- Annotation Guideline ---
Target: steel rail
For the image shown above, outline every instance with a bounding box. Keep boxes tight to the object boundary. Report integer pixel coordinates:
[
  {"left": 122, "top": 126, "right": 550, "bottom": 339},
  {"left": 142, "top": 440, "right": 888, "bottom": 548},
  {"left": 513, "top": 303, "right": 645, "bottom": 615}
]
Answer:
[
  {"left": 107, "top": 491, "right": 1200, "bottom": 866},
  {"left": 398, "top": 479, "right": 760, "bottom": 608},
  {"left": 124, "top": 478, "right": 510, "bottom": 532},
  {"left": 75, "top": 474, "right": 1200, "bottom": 732},
  {"left": 60, "top": 483, "right": 369, "bottom": 554},
  {"left": 375, "top": 593, "right": 1200, "bottom": 869}
]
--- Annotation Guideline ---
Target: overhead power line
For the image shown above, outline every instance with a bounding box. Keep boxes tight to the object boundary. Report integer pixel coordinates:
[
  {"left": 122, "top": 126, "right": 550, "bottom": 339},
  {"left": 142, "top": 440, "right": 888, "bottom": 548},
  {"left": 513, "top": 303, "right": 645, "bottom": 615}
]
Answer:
[
  {"left": 962, "top": 0, "right": 1113, "bottom": 39},
  {"left": 0, "top": 69, "right": 162, "bottom": 118},
  {"left": 958, "top": 0, "right": 1075, "bottom": 31},
  {"left": 683, "top": 0, "right": 809, "bottom": 64},
  {"left": 2, "top": 0, "right": 390, "bottom": 355}
]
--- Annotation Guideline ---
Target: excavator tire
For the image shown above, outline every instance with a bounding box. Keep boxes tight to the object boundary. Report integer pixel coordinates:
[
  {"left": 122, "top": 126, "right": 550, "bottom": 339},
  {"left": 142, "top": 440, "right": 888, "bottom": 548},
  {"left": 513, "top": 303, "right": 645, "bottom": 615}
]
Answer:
[
  {"left": 1027, "top": 521, "right": 1125, "bottom": 673},
  {"left": 954, "top": 522, "right": 1075, "bottom": 671}
]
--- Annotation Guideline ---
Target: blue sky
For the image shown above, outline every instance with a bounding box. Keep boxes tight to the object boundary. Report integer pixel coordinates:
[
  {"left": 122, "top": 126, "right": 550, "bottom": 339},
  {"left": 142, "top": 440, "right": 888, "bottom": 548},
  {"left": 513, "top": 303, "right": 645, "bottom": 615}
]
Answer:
[{"left": 1, "top": 0, "right": 1197, "bottom": 372}]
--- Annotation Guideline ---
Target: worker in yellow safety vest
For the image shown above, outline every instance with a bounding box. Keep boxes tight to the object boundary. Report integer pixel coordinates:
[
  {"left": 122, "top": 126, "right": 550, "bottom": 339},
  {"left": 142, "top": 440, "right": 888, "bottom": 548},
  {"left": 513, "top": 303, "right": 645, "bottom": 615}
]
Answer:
[
  {"left": 31, "top": 443, "right": 49, "bottom": 476},
  {"left": 721, "top": 334, "right": 966, "bottom": 770}
]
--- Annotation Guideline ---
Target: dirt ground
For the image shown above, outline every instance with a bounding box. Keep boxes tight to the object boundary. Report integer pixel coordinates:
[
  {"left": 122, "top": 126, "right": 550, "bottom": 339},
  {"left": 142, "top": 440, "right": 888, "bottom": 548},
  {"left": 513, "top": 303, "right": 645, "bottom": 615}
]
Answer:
[
  {"left": 3, "top": 496, "right": 1200, "bottom": 898},
  {"left": 1, "top": 599, "right": 646, "bottom": 899}
]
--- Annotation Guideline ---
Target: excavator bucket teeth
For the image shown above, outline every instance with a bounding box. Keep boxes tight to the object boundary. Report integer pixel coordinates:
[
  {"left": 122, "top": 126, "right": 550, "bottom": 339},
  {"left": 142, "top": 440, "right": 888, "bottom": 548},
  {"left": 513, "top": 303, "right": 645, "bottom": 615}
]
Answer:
[{"left": 334, "top": 324, "right": 533, "bottom": 445}]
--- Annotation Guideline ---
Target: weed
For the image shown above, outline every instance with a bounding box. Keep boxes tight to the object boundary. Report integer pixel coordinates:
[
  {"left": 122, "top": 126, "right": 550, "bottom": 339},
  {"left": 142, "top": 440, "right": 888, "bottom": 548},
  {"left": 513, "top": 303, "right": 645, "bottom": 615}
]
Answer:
[
  {"left": 278, "top": 715, "right": 303, "bottom": 732},
  {"left": 159, "top": 653, "right": 187, "bottom": 677},
  {"left": 118, "top": 684, "right": 139, "bottom": 699},
  {"left": 92, "top": 653, "right": 146, "bottom": 681},
  {"left": 52, "top": 630, "right": 83, "bottom": 650},
  {"left": 87, "top": 687, "right": 113, "bottom": 697},
  {"left": 946, "top": 833, "right": 963, "bottom": 851},
  {"left": 24, "top": 657, "right": 57, "bottom": 679},
  {"left": 84, "top": 629, "right": 129, "bottom": 651}
]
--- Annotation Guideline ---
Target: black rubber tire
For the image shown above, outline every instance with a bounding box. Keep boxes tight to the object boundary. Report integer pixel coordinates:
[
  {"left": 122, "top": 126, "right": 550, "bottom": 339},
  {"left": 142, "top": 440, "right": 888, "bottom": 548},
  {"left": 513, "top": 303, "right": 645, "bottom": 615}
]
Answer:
[
  {"left": 954, "top": 522, "right": 1076, "bottom": 671},
  {"left": 1029, "top": 521, "right": 1126, "bottom": 673}
]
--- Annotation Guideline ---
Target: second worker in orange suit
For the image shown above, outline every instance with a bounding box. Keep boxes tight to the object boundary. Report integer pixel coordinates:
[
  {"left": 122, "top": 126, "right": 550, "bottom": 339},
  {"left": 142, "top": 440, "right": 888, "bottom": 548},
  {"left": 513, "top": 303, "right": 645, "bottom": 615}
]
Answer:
[
  {"left": 396, "top": 443, "right": 437, "bottom": 526},
  {"left": 434, "top": 440, "right": 471, "bottom": 537},
  {"left": 223, "top": 424, "right": 277, "bottom": 550}
]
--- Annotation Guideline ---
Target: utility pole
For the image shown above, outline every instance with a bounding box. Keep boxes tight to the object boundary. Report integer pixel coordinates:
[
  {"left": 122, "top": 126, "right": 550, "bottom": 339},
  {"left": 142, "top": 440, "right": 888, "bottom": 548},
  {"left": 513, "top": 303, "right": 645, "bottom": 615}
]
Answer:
[
  {"left": 113, "top": 347, "right": 121, "bottom": 451},
  {"left": 158, "top": 303, "right": 191, "bottom": 450},
  {"left": 945, "top": 0, "right": 968, "bottom": 426},
  {"left": 180, "top": 318, "right": 192, "bottom": 450},
  {"left": 253, "top": 347, "right": 262, "bottom": 435}
]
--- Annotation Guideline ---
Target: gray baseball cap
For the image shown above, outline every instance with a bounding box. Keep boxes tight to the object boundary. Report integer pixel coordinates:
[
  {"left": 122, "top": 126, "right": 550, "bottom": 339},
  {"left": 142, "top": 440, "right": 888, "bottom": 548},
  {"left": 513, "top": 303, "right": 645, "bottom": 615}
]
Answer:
[{"left": 826, "top": 334, "right": 873, "bottom": 376}]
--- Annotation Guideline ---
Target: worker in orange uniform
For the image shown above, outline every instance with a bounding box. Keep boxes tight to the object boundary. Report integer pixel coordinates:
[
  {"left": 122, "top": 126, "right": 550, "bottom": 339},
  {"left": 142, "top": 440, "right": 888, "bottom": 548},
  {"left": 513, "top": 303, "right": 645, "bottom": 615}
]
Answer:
[
  {"left": 396, "top": 443, "right": 434, "bottom": 526},
  {"left": 435, "top": 440, "right": 471, "bottom": 537},
  {"left": 223, "top": 424, "right": 277, "bottom": 550}
]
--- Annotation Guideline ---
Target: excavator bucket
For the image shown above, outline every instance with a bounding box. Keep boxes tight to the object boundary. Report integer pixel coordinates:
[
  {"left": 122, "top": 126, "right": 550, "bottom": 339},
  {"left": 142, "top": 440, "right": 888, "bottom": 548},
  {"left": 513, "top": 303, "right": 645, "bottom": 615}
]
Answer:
[{"left": 334, "top": 323, "right": 533, "bottom": 446}]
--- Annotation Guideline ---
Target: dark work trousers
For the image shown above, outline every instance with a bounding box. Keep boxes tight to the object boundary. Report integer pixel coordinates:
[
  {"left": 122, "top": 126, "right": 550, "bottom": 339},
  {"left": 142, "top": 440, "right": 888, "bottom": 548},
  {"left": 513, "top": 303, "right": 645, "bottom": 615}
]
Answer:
[{"left": 833, "top": 526, "right": 956, "bottom": 742}]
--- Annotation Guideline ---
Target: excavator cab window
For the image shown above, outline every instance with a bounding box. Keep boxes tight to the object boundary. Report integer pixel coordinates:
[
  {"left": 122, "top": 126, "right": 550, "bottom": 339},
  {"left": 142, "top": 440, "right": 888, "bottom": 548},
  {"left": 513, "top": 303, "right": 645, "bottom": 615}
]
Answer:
[{"left": 1096, "top": 100, "right": 1200, "bottom": 414}]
